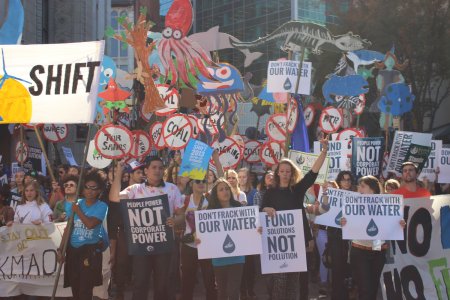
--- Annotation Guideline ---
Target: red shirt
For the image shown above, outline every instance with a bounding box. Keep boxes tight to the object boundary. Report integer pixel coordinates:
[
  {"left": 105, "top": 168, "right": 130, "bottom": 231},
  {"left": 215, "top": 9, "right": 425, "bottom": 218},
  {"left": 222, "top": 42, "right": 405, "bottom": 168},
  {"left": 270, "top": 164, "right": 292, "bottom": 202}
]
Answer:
[{"left": 392, "top": 186, "right": 431, "bottom": 199}]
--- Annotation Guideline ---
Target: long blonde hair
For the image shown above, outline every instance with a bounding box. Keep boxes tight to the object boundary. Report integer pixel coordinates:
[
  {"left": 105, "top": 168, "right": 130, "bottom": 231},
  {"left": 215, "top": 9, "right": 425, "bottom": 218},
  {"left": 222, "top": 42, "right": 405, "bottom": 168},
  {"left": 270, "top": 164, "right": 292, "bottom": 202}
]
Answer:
[
  {"left": 224, "top": 169, "right": 241, "bottom": 196},
  {"left": 21, "top": 181, "right": 46, "bottom": 205},
  {"left": 274, "top": 159, "right": 303, "bottom": 189}
]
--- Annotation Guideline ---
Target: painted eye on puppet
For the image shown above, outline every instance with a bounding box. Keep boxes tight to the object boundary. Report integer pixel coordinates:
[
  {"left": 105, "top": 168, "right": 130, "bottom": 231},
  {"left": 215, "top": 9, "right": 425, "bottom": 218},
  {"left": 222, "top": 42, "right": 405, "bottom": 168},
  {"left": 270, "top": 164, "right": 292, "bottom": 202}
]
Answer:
[
  {"left": 103, "top": 68, "right": 114, "bottom": 78},
  {"left": 207, "top": 67, "right": 215, "bottom": 76},
  {"left": 162, "top": 27, "right": 173, "bottom": 38},
  {"left": 216, "top": 66, "right": 231, "bottom": 79},
  {"left": 173, "top": 29, "right": 182, "bottom": 40}
]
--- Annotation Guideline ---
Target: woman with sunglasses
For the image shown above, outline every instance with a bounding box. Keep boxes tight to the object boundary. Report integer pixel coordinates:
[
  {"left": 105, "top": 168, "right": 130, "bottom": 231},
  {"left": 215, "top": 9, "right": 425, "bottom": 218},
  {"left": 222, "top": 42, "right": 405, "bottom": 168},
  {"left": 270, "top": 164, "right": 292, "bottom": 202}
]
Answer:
[
  {"left": 53, "top": 175, "right": 79, "bottom": 222},
  {"left": 261, "top": 137, "right": 329, "bottom": 300},
  {"left": 59, "top": 169, "right": 108, "bottom": 300},
  {"left": 341, "top": 176, "right": 405, "bottom": 300},
  {"left": 14, "top": 180, "right": 53, "bottom": 225},
  {"left": 180, "top": 177, "right": 217, "bottom": 300}
]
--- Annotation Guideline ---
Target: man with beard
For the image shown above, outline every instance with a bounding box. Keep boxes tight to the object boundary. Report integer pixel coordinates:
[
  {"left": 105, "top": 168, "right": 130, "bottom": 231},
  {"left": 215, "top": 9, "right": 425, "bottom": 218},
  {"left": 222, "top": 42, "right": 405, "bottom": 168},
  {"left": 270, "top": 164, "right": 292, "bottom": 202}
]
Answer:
[{"left": 393, "top": 162, "right": 431, "bottom": 198}]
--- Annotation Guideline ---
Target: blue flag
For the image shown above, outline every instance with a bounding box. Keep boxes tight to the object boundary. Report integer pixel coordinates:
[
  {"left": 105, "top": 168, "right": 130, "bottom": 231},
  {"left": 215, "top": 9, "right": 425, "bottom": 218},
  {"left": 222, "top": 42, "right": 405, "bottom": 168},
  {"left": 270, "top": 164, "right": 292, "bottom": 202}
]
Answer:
[{"left": 290, "top": 96, "right": 310, "bottom": 152}]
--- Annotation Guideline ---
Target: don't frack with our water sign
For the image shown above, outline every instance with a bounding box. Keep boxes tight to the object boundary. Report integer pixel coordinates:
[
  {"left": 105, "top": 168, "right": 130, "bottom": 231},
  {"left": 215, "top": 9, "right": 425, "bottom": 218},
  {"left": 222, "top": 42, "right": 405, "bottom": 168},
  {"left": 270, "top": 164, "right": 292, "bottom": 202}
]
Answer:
[{"left": 266, "top": 60, "right": 312, "bottom": 95}]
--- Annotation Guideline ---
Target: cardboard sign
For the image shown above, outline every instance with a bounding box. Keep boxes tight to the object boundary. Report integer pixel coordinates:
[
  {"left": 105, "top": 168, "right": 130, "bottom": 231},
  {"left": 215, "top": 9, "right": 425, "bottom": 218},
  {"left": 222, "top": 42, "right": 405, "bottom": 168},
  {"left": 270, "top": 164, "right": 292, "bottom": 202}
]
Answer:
[
  {"left": 162, "top": 114, "right": 193, "bottom": 150},
  {"left": 130, "top": 130, "right": 152, "bottom": 158},
  {"left": 120, "top": 195, "right": 174, "bottom": 255},
  {"left": 61, "top": 146, "right": 78, "bottom": 166},
  {"left": 319, "top": 107, "right": 343, "bottom": 133},
  {"left": 155, "top": 84, "right": 179, "bottom": 116},
  {"left": 188, "top": 115, "right": 199, "bottom": 139},
  {"left": 42, "top": 124, "right": 68, "bottom": 142},
  {"left": 86, "top": 140, "right": 112, "bottom": 169},
  {"left": 94, "top": 124, "right": 133, "bottom": 159},
  {"left": 418, "top": 140, "right": 442, "bottom": 182},
  {"left": 195, "top": 206, "right": 262, "bottom": 259},
  {"left": 260, "top": 141, "right": 285, "bottom": 167},
  {"left": 314, "top": 188, "right": 359, "bottom": 228},
  {"left": 314, "top": 140, "right": 351, "bottom": 181},
  {"left": 289, "top": 150, "right": 329, "bottom": 184},
  {"left": 342, "top": 193, "right": 404, "bottom": 240},
  {"left": 381, "top": 195, "right": 450, "bottom": 300},
  {"left": 387, "top": 131, "right": 432, "bottom": 176},
  {"left": 15, "top": 141, "right": 28, "bottom": 163},
  {"left": 179, "top": 139, "right": 213, "bottom": 180},
  {"left": 260, "top": 210, "right": 307, "bottom": 274},
  {"left": 212, "top": 137, "right": 243, "bottom": 170},
  {"left": 438, "top": 147, "right": 450, "bottom": 183},
  {"left": 149, "top": 122, "right": 165, "bottom": 150},
  {"left": 266, "top": 114, "right": 288, "bottom": 142},
  {"left": 244, "top": 140, "right": 262, "bottom": 163},
  {"left": 266, "top": 60, "right": 312, "bottom": 95},
  {"left": 351, "top": 137, "right": 384, "bottom": 180},
  {"left": 303, "top": 104, "right": 315, "bottom": 127}
]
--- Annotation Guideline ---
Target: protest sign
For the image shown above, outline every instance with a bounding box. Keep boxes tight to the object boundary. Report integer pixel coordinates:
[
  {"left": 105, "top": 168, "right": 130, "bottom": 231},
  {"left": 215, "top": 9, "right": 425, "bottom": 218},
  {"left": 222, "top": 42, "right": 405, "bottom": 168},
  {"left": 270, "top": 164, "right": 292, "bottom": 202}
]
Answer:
[
  {"left": 212, "top": 137, "right": 243, "bottom": 170},
  {"left": 418, "top": 140, "right": 442, "bottom": 182},
  {"left": 287, "top": 97, "right": 298, "bottom": 133},
  {"left": 438, "top": 147, "right": 450, "bottom": 183},
  {"left": 154, "top": 84, "right": 179, "bottom": 116},
  {"left": 351, "top": 137, "right": 384, "bottom": 179},
  {"left": 319, "top": 107, "right": 343, "bottom": 133},
  {"left": 244, "top": 140, "right": 262, "bottom": 163},
  {"left": 162, "top": 114, "right": 192, "bottom": 150},
  {"left": 267, "top": 60, "right": 312, "bottom": 95},
  {"left": 188, "top": 115, "right": 199, "bottom": 139},
  {"left": 404, "top": 143, "right": 432, "bottom": 174},
  {"left": 260, "top": 141, "right": 285, "bottom": 167},
  {"left": 179, "top": 139, "right": 213, "bottom": 180},
  {"left": 86, "top": 140, "right": 112, "bottom": 169},
  {"left": 41, "top": 152, "right": 47, "bottom": 176},
  {"left": 61, "top": 146, "right": 78, "bottom": 166},
  {"left": 303, "top": 104, "right": 315, "bottom": 127},
  {"left": 0, "top": 174, "right": 7, "bottom": 185},
  {"left": 0, "top": 41, "right": 104, "bottom": 124},
  {"left": 314, "top": 140, "right": 350, "bottom": 181},
  {"left": 382, "top": 195, "right": 450, "bottom": 300},
  {"left": 120, "top": 195, "right": 174, "bottom": 255},
  {"left": 11, "top": 162, "right": 20, "bottom": 182},
  {"left": 15, "top": 141, "right": 28, "bottom": 163},
  {"left": 94, "top": 124, "right": 133, "bottom": 159},
  {"left": 387, "top": 131, "right": 432, "bottom": 176},
  {"left": 195, "top": 206, "right": 261, "bottom": 259},
  {"left": 0, "top": 223, "right": 109, "bottom": 298},
  {"left": 27, "top": 146, "right": 43, "bottom": 172},
  {"left": 260, "top": 210, "right": 307, "bottom": 274},
  {"left": 42, "top": 124, "right": 68, "bottom": 142},
  {"left": 314, "top": 187, "right": 359, "bottom": 228},
  {"left": 266, "top": 114, "right": 288, "bottom": 142},
  {"left": 288, "top": 150, "right": 329, "bottom": 184},
  {"left": 149, "top": 122, "right": 165, "bottom": 150},
  {"left": 129, "top": 130, "right": 152, "bottom": 158},
  {"left": 342, "top": 193, "right": 404, "bottom": 240}
]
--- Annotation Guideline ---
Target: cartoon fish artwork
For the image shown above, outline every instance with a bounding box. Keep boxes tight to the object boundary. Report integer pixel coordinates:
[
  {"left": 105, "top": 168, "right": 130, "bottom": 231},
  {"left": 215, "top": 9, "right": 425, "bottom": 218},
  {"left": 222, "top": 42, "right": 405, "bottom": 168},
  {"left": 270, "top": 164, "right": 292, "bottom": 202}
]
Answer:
[
  {"left": 96, "top": 56, "right": 117, "bottom": 124},
  {"left": 346, "top": 50, "right": 385, "bottom": 72},
  {"left": 189, "top": 26, "right": 264, "bottom": 67},
  {"left": 231, "top": 21, "right": 371, "bottom": 56},
  {"left": 322, "top": 74, "right": 369, "bottom": 105},
  {"left": 0, "top": 0, "right": 24, "bottom": 45}
]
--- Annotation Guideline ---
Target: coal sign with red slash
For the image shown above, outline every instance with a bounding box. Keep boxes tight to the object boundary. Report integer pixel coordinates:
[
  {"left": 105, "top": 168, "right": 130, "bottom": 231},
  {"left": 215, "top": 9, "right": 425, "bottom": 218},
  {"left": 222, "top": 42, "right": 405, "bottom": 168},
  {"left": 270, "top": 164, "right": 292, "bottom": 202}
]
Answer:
[
  {"left": 94, "top": 124, "right": 133, "bottom": 159},
  {"left": 162, "top": 114, "right": 193, "bottom": 150},
  {"left": 244, "top": 140, "right": 261, "bottom": 163},
  {"left": 260, "top": 141, "right": 285, "bottom": 166},
  {"left": 155, "top": 84, "right": 179, "bottom": 116}
]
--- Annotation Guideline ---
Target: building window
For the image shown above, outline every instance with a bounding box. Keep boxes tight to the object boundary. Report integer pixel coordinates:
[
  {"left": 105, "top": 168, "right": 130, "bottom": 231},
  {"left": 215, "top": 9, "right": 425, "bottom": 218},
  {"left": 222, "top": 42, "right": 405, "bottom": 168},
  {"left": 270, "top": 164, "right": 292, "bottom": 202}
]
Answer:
[{"left": 109, "top": 7, "right": 134, "bottom": 72}]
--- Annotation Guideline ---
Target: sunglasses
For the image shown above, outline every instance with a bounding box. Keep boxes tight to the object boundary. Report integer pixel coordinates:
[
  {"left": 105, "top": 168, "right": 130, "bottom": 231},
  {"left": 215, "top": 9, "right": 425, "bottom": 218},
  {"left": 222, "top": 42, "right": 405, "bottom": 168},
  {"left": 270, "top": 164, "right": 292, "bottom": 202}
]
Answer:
[
  {"left": 194, "top": 179, "right": 207, "bottom": 184},
  {"left": 64, "top": 183, "right": 76, "bottom": 188},
  {"left": 84, "top": 185, "right": 99, "bottom": 191}
]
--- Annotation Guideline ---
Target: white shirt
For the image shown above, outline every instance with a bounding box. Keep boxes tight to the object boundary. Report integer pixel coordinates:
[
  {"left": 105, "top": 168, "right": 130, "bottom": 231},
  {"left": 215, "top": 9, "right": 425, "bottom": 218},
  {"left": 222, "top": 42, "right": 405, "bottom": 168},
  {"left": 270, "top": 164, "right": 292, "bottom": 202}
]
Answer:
[
  {"left": 14, "top": 201, "right": 53, "bottom": 224},
  {"left": 184, "top": 194, "right": 209, "bottom": 248},
  {"left": 120, "top": 182, "right": 183, "bottom": 215}
]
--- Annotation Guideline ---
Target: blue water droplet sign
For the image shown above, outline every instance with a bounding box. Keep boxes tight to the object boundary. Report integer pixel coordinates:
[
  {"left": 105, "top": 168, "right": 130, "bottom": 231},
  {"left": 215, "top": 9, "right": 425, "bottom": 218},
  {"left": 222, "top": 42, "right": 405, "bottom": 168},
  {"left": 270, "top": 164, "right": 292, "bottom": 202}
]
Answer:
[
  {"left": 366, "top": 218, "right": 379, "bottom": 237},
  {"left": 222, "top": 234, "right": 236, "bottom": 253},
  {"left": 283, "top": 78, "right": 292, "bottom": 90},
  {"left": 334, "top": 211, "right": 342, "bottom": 225}
]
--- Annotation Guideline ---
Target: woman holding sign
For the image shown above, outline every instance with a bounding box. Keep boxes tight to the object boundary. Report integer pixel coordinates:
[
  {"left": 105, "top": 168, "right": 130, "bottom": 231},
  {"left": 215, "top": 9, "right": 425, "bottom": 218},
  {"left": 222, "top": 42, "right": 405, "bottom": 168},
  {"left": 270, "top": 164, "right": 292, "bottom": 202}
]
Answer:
[
  {"left": 262, "top": 137, "right": 329, "bottom": 300},
  {"left": 341, "top": 176, "right": 405, "bottom": 300}
]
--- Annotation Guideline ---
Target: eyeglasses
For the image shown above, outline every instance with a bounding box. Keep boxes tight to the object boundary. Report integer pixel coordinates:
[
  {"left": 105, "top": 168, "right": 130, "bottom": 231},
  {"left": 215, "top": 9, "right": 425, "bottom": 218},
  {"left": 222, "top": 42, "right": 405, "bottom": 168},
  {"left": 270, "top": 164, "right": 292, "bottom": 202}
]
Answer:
[
  {"left": 64, "top": 183, "right": 76, "bottom": 188},
  {"left": 84, "top": 185, "right": 99, "bottom": 190},
  {"left": 194, "top": 179, "right": 207, "bottom": 184}
]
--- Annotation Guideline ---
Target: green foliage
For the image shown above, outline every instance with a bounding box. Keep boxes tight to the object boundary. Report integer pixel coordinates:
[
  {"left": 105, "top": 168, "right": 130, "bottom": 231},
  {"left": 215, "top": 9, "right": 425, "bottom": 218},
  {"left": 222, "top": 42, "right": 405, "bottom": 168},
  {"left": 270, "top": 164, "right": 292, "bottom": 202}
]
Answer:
[
  {"left": 104, "top": 27, "right": 115, "bottom": 38},
  {"left": 139, "top": 6, "right": 148, "bottom": 16}
]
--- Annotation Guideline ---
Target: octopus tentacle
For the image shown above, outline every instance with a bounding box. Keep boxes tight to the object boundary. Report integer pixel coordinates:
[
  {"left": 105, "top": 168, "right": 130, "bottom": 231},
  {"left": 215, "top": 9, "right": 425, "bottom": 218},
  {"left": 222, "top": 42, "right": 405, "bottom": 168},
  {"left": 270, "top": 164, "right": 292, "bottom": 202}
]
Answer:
[
  {"left": 180, "top": 38, "right": 215, "bottom": 80},
  {"left": 170, "top": 40, "right": 192, "bottom": 87}
]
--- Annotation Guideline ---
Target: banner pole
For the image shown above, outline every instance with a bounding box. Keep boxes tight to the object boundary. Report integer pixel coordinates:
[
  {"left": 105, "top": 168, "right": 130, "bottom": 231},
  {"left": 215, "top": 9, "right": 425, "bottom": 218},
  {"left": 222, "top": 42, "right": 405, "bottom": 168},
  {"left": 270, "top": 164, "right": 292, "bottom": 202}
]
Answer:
[
  {"left": 33, "top": 126, "right": 56, "bottom": 182},
  {"left": 19, "top": 125, "right": 25, "bottom": 167},
  {"left": 51, "top": 124, "right": 93, "bottom": 300}
]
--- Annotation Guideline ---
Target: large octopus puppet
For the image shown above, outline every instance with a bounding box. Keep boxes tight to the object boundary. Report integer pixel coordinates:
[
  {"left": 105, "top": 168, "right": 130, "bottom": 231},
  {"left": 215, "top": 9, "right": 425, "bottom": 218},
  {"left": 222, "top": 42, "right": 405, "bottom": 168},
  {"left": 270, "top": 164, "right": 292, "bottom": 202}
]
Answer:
[{"left": 158, "top": 0, "right": 215, "bottom": 88}]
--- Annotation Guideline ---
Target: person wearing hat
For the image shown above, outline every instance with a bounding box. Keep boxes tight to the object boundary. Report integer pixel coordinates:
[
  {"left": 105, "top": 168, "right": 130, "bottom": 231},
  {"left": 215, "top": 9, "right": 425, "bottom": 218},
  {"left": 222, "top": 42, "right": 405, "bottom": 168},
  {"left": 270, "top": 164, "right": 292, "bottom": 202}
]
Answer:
[{"left": 393, "top": 162, "right": 431, "bottom": 198}]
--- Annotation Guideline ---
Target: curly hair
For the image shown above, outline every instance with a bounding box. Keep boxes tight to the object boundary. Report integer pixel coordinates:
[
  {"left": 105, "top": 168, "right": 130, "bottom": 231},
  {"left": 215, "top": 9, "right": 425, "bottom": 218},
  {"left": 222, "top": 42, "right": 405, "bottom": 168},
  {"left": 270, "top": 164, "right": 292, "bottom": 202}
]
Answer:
[
  {"left": 84, "top": 169, "right": 106, "bottom": 192},
  {"left": 207, "top": 178, "right": 242, "bottom": 210}
]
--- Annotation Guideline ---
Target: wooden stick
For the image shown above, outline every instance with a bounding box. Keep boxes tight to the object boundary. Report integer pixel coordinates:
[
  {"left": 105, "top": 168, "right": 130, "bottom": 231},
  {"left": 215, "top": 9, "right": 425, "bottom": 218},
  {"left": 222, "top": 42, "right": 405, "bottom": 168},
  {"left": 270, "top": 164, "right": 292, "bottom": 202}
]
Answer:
[{"left": 33, "top": 126, "right": 56, "bottom": 182}]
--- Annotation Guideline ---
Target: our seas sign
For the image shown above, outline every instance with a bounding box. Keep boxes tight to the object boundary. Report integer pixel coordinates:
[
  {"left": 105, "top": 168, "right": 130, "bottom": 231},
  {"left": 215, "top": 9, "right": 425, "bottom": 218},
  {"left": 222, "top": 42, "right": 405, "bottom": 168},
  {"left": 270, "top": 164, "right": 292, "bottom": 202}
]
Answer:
[
  {"left": 288, "top": 150, "right": 329, "bottom": 184},
  {"left": 351, "top": 137, "right": 384, "bottom": 180},
  {"left": 387, "top": 131, "right": 432, "bottom": 176},
  {"left": 418, "top": 140, "right": 442, "bottom": 182},
  {"left": 342, "top": 193, "right": 404, "bottom": 240},
  {"left": 314, "top": 187, "right": 359, "bottom": 228},
  {"left": 314, "top": 140, "right": 350, "bottom": 181},
  {"left": 382, "top": 195, "right": 450, "bottom": 300},
  {"left": 195, "top": 207, "right": 261, "bottom": 259},
  {"left": 120, "top": 195, "right": 174, "bottom": 255},
  {"left": 179, "top": 139, "right": 213, "bottom": 180},
  {"left": 260, "top": 210, "right": 307, "bottom": 274},
  {"left": 266, "top": 60, "right": 312, "bottom": 95}
]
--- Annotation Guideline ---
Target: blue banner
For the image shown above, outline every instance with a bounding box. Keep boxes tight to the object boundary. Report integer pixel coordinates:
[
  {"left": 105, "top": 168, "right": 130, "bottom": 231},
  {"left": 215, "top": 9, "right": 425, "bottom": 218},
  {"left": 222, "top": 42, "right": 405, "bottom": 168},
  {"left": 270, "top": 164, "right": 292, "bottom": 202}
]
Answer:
[
  {"left": 179, "top": 139, "right": 213, "bottom": 180},
  {"left": 351, "top": 137, "right": 384, "bottom": 180}
]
